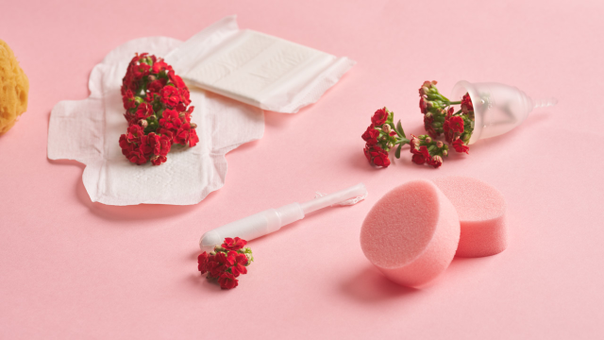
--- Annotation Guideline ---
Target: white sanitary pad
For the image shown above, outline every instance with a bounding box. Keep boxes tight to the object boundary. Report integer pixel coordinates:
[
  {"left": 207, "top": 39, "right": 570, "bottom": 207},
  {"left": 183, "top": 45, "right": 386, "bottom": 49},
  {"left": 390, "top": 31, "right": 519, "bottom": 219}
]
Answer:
[
  {"left": 48, "top": 37, "right": 264, "bottom": 205},
  {"left": 166, "top": 16, "right": 355, "bottom": 113}
]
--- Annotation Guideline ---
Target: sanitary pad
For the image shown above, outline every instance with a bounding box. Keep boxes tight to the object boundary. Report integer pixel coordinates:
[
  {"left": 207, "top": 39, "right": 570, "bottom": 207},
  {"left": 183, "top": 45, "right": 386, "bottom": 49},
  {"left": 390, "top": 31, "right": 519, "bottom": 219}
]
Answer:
[
  {"left": 48, "top": 37, "right": 264, "bottom": 205},
  {"left": 166, "top": 16, "right": 356, "bottom": 113}
]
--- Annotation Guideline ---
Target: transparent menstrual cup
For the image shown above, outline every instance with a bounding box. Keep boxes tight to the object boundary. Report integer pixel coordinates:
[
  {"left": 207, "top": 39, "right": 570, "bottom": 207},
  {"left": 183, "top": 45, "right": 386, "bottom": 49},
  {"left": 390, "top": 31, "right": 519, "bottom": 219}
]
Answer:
[{"left": 451, "top": 81, "right": 557, "bottom": 145}]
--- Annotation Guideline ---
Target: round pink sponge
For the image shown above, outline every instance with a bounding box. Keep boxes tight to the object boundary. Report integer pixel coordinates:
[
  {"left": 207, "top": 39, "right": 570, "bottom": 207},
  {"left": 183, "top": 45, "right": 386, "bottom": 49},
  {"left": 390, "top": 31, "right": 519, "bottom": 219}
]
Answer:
[
  {"left": 433, "top": 176, "right": 507, "bottom": 257},
  {"left": 360, "top": 180, "right": 460, "bottom": 287}
]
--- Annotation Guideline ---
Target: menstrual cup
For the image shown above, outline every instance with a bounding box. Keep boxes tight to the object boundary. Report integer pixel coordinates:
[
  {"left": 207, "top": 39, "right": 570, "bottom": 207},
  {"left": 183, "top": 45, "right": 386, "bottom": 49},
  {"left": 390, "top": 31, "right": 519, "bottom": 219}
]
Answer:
[{"left": 451, "top": 81, "right": 557, "bottom": 144}]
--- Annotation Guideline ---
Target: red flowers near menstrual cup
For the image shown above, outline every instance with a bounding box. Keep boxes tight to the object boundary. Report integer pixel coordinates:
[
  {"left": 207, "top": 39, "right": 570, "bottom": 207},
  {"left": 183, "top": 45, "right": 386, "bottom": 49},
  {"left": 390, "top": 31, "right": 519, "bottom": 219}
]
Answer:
[
  {"left": 119, "top": 53, "right": 199, "bottom": 166},
  {"left": 362, "top": 81, "right": 475, "bottom": 169}
]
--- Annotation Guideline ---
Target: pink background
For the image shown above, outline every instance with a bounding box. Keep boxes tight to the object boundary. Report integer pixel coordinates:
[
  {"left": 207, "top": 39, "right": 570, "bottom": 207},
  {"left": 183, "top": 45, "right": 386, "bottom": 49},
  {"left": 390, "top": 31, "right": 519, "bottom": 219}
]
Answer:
[{"left": 2, "top": 0, "right": 604, "bottom": 338}]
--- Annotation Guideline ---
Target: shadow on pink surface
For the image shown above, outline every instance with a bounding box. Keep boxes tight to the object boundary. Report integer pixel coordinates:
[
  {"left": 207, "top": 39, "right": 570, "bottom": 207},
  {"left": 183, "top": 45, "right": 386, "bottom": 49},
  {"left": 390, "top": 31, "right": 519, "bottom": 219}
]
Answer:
[{"left": 340, "top": 265, "right": 419, "bottom": 302}]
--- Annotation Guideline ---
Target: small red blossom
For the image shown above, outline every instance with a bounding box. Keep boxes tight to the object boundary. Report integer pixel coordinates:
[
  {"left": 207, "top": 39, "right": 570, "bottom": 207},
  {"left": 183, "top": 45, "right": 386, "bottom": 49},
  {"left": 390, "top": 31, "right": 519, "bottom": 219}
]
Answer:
[
  {"left": 198, "top": 252, "right": 210, "bottom": 274},
  {"left": 420, "top": 97, "right": 428, "bottom": 114},
  {"left": 461, "top": 93, "right": 473, "bottom": 114},
  {"left": 159, "top": 109, "right": 182, "bottom": 130},
  {"left": 132, "top": 63, "right": 150, "bottom": 78},
  {"left": 361, "top": 125, "right": 380, "bottom": 145},
  {"left": 222, "top": 237, "right": 247, "bottom": 251},
  {"left": 371, "top": 108, "right": 388, "bottom": 126},
  {"left": 218, "top": 272, "right": 238, "bottom": 289},
  {"left": 428, "top": 155, "right": 443, "bottom": 168},
  {"left": 412, "top": 153, "right": 426, "bottom": 165},
  {"left": 364, "top": 144, "right": 391, "bottom": 168},
  {"left": 448, "top": 115, "right": 464, "bottom": 134},
  {"left": 160, "top": 85, "right": 181, "bottom": 107},
  {"left": 231, "top": 253, "right": 249, "bottom": 277},
  {"left": 452, "top": 138, "right": 470, "bottom": 154}
]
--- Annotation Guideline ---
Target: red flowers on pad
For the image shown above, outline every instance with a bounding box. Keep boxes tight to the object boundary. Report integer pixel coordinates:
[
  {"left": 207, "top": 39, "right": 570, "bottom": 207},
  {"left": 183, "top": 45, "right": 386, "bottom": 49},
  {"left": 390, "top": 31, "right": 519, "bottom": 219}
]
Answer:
[
  {"left": 119, "top": 53, "right": 199, "bottom": 166},
  {"left": 197, "top": 237, "right": 254, "bottom": 290}
]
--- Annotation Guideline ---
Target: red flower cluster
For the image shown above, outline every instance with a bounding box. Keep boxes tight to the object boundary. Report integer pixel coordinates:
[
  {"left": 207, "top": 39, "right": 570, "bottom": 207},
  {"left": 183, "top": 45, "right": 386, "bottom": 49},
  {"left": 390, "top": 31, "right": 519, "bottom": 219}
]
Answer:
[
  {"left": 119, "top": 53, "right": 199, "bottom": 166},
  {"left": 419, "top": 81, "right": 473, "bottom": 157},
  {"left": 409, "top": 135, "right": 448, "bottom": 168},
  {"left": 197, "top": 237, "right": 254, "bottom": 290},
  {"left": 361, "top": 81, "right": 474, "bottom": 169},
  {"left": 361, "top": 108, "right": 400, "bottom": 168}
]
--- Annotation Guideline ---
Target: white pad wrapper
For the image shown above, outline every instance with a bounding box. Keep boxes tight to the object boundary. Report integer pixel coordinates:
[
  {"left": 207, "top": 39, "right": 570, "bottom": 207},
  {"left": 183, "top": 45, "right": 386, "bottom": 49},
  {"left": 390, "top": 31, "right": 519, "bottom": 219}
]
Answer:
[{"left": 166, "top": 16, "right": 356, "bottom": 113}]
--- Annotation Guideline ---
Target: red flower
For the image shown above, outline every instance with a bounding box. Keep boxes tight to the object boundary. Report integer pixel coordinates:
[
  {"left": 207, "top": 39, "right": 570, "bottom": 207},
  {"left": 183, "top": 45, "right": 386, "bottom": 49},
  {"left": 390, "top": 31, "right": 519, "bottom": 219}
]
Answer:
[
  {"left": 218, "top": 272, "right": 238, "bottom": 289},
  {"left": 452, "top": 138, "right": 470, "bottom": 154},
  {"left": 128, "top": 149, "right": 148, "bottom": 165},
  {"left": 423, "top": 115, "right": 438, "bottom": 138},
  {"left": 188, "top": 129, "right": 199, "bottom": 147},
  {"left": 198, "top": 252, "right": 210, "bottom": 274},
  {"left": 169, "top": 70, "right": 186, "bottom": 89},
  {"left": 412, "top": 153, "right": 426, "bottom": 165},
  {"left": 122, "top": 90, "right": 137, "bottom": 110},
  {"left": 206, "top": 258, "right": 222, "bottom": 278},
  {"left": 448, "top": 116, "right": 464, "bottom": 134},
  {"left": 159, "top": 109, "right": 182, "bottom": 130},
  {"left": 160, "top": 85, "right": 181, "bottom": 107},
  {"left": 158, "top": 135, "right": 171, "bottom": 157},
  {"left": 361, "top": 125, "right": 380, "bottom": 145},
  {"left": 461, "top": 93, "right": 473, "bottom": 114},
  {"left": 140, "top": 133, "right": 160, "bottom": 157},
  {"left": 231, "top": 253, "right": 249, "bottom": 277},
  {"left": 443, "top": 120, "right": 454, "bottom": 144},
  {"left": 371, "top": 108, "right": 388, "bottom": 126},
  {"left": 419, "top": 97, "right": 428, "bottom": 114},
  {"left": 148, "top": 79, "right": 165, "bottom": 93},
  {"left": 222, "top": 237, "right": 247, "bottom": 251},
  {"left": 174, "top": 123, "right": 198, "bottom": 147},
  {"left": 364, "top": 144, "right": 390, "bottom": 168},
  {"left": 133, "top": 62, "right": 150, "bottom": 78},
  {"left": 126, "top": 124, "right": 145, "bottom": 140},
  {"left": 428, "top": 155, "right": 443, "bottom": 168},
  {"left": 152, "top": 60, "right": 170, "bottom": 74},
  {"left": 135, "top": 103, "right": 154, "bottom": 120},
  {"left": 180, "top": 88, "right": 191, "bottom": 106}
]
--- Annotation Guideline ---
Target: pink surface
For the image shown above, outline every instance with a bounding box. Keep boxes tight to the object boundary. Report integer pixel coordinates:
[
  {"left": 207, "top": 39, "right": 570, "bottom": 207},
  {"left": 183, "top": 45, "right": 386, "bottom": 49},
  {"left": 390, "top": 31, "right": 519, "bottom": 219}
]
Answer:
[
  {"left": 361, "top": 180, "right": 460, "bottom": 287},
  {"left": 434, "top": 176, "right": 508, "bottom": 257},
  {"left": 1, "top": 0, "right": 604, "bottom": 339}
]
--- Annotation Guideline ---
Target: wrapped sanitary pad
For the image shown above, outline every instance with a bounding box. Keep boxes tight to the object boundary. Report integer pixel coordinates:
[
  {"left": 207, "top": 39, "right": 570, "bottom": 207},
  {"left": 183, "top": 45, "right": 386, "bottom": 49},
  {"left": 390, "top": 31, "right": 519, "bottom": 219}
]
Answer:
[{"left": 166, "top": 16, "right": 355, "bottom": 113}]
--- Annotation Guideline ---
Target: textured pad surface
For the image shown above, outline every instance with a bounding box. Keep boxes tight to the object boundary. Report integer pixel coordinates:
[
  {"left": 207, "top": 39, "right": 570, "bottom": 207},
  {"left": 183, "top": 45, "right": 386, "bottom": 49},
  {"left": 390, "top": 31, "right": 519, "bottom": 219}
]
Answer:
[
  {"left": 433, "top": 176, "right": 507, "bottom": 257},
  {"left": 360, "top": 180, "right": 460, "bottom": 287}
]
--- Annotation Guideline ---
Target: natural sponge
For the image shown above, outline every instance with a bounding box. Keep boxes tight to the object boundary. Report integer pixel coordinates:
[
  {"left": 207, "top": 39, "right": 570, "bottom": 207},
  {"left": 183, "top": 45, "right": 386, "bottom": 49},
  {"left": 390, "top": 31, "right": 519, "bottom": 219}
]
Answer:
[
  {"left": 0, "top": 39, "right": 29, "bottom": 134},
  {"left": 360, "top": 180, "right": 460, "bottom": 287},
  {"left": 433, "top": 176, "right": 507, "bottom": 257}
]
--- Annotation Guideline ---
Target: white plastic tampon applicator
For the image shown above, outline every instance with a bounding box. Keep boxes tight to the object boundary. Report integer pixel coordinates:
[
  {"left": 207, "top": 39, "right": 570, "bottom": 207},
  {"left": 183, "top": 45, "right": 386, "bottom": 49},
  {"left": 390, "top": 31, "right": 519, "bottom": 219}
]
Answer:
[{"left": 199, "top": 183, "right": 368, "bottom": 250}]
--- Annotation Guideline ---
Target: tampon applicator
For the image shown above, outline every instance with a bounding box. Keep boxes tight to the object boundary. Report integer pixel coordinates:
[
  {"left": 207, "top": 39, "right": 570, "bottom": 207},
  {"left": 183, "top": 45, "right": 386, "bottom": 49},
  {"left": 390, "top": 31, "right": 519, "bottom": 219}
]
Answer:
[{"left": 199, "top": 183, "right": 368, "bottom": 250}]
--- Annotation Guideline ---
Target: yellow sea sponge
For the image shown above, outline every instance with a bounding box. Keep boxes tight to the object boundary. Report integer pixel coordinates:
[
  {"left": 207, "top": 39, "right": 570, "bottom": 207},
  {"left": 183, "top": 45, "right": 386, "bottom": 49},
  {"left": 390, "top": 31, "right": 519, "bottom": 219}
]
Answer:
[{"left": 0, "top": 39, "right": 29, "bottom": 134}]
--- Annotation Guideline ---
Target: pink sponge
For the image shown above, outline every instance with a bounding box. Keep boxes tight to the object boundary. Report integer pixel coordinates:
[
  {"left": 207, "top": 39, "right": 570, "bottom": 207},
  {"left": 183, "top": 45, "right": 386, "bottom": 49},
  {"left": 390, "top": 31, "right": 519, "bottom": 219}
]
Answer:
[
  {"left": 433, "top": 176, "right": 507, "bottom": 257},
  {"left": 360, "top": 180, "right": 460, "bottom": 287}
]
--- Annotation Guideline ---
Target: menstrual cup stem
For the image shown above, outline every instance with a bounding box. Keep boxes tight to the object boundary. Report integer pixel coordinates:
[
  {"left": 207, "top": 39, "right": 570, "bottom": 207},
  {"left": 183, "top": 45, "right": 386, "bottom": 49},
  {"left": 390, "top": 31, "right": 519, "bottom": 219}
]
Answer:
[{"left": 533, "top": 97, "right": 558, "bottom": 109}]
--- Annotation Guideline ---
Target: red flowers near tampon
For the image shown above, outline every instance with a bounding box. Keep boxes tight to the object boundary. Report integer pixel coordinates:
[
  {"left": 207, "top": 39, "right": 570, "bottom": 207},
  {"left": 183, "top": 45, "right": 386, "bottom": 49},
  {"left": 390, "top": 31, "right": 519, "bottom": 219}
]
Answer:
[{"left": 197, "top": 237, "right": 254, "bottom": 290}]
